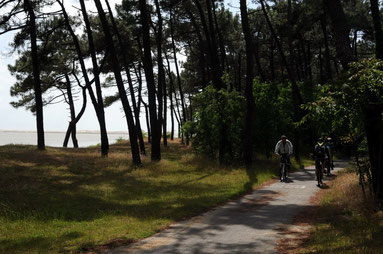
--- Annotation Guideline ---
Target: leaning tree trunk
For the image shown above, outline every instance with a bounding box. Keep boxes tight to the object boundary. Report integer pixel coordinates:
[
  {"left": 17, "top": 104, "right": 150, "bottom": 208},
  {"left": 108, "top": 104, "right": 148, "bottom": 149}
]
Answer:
[
  {"left": 25, "top": 0, "right": 45, "bottom": 150},
  {"left": 63, "top": 74, "right": 78, "bottom": 148},
  {"left": 58, "top": 0, "right": 109, "bottom": 156},
  {"left": 323, "top": 0, "right": 356, "bottom": 69},
  {"left": 94, "top": 0, "right": 141, "bottom": 165},
  {"left": 63, "top": 76, "right": 87, "bottom": 148},
  {"left": 192, "top": 0, "right": 223, "bottom": 89},
  {"left": 170, "top": 13, "right": 186, "bottom": 124},
  {"left": 104, "top": 0, "right": 146, "bottom": 155},
  {"left": 79, "top": 0, "right": 109, "bottom": 155}
]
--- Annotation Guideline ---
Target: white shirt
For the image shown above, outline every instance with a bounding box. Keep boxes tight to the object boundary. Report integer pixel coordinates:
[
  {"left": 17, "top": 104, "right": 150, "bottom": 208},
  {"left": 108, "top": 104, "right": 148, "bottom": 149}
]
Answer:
[{"left": 274, "top": 139, "right": 293, "bottom": 155}]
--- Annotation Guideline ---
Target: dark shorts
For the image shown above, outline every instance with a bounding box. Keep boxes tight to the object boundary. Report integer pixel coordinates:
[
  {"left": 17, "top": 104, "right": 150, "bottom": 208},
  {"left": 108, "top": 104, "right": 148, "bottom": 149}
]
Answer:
[
  {"left": 280, "top": 154, "right": 291, "bottom": 166},
  {"left": 315, "top": 156, "right": 325, "bottom": 170}
]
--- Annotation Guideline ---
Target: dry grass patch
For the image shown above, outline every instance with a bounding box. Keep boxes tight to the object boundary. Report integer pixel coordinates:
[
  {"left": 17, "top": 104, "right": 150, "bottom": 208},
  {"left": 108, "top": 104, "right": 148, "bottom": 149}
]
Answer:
[{"left": 295, "top": 169, "right": 383, "bottom": 254}]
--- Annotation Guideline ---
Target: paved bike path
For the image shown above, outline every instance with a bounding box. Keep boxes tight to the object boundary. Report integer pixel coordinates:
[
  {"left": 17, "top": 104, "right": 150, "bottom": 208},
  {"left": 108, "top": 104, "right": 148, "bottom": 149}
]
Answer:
[{"left": 106, "top": 162, "right": 347, "bottom": 254}]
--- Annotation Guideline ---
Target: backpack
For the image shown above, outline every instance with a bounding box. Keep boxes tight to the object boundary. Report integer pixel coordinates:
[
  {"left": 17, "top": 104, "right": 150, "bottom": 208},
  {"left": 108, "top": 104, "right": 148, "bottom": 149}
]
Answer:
[{"left": 315, "top": 142, "right": 326, "bottom": 157}]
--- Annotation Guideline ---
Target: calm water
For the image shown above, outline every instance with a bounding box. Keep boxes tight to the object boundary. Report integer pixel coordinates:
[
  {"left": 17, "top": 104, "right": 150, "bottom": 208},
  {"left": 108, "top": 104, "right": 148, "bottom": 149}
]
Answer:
[{"left": 0, "top": 130, "right": 130, "bottom": 147}]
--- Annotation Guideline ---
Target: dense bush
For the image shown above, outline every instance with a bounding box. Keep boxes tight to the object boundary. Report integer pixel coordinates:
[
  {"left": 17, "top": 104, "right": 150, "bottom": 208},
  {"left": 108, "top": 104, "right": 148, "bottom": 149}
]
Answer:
[
  {"left": 182, "top": 85, "right": 245, "bottom": 162},
  {"left": 253, "top": 79, "right": 295, "bottom": 157}
]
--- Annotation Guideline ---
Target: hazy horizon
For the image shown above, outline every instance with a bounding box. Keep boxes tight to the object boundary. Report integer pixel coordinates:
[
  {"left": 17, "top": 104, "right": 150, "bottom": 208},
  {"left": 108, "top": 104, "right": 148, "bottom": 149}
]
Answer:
[{"left": 0, "top": 130, "right": 130, "bottom": 147}]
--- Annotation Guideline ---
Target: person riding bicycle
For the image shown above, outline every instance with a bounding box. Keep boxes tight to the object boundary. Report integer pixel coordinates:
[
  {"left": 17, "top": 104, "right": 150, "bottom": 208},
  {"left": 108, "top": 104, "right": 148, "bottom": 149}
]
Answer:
[
  {"left": 324, "top": 136, "right": 334, "bottom": 169},
  {"left": 274, "top": 135, "right": 293, "bottom": 181},
  {"left": 314, "top": 138, "right": 330, "bottom": 186}
]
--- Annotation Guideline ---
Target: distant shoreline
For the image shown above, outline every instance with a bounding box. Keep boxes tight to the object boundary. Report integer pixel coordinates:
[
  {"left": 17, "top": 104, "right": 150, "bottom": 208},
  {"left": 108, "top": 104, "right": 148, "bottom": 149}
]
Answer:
[{"left": 0, "top": 130, "right": 128, "bottom": 134}]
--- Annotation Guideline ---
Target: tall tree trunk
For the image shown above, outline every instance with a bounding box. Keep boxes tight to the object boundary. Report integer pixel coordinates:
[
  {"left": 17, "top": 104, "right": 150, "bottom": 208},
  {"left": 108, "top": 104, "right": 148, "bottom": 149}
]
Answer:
[
  {"left": 63, "top": 73, "right": 78, "bottom": 148},
  {"left": 94, "top": 0, "right": 141, "bottom": 165},
  {"left": 363, "top": 103, "right": 383, "bottom": 198},
  {"left": 307, "top": 39, "right": 313, "bottom": 84},
  {"left": 370, "top": 0, "right": 383, "bottom": 60},
  {"left": 211, "top": 0, "right": 226, "bottom": 71},
  {"left": 57, "top": 0, "right": 109, "bottom": 156},
  {"left": 205, "top": 0, "right": 223, "bottom": 89},
  {"left": 163, "top": 74, "right": 168, "bottom": 145},
  {"left": 174, "top": 90, "right": 183, "bottom": 139},
  {"left": 79, "top": 0, "right": 109, "bottom": 156},
  {"left": 154, "top": 0, "right": 166, "bottom": 147},
  {"left": 320, "top": 14, "right": 332, "bottom": 81},
  {"left": 287, "top": 0, "right": 297, "bottom": 81},
  {"left": 296, "top": 45, "right": 303, "bottom": 81},
  {"left": 192, "top": 0, "right": 223, "bottom": 89},
  {"left": 254, "top": 38, "right": 265, "bottom": 81},
  {"left": 141, "top": 99, "right": 151, "bottom": 144},
  {"left": 366, "top": 0, "right": 383, "bottom": 198},
  {"left": 139, "top": 0, "right": 161, "bottom": 160},
  {"left": 237, "top": 51, "right": 242, "bottom": 91},
  {"left": 323, "top": 0, "right": 356, "bottom": 69},
  {"left": 170, "top": 13, "right": 186, "bottom": 124},
  {"left": 25, "top": 0, "right": 45, "bottom": 150},
  {"left": 184, "top": 7, "right": 207, "bottom": 85},
  {"left": 240, "top": 0, "right": 255, "bottom": 166},
  {"left": 104, "top": 0, "right": 146, "bottom": 155},
  {"left": 269, "top": 38, "right": 275, "bottom": 82},
  {"left": 319, "top": 46, "right": 324, "bottom": 84},
  {"left": 166, "top": 55, "right": 175, "bottom": 140},
  {"left": 260, "top": 0, "right": 303, "bottom": 164}
]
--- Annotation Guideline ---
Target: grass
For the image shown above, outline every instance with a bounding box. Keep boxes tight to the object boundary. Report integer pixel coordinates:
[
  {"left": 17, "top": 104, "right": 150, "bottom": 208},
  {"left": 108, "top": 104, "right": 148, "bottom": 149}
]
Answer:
[
  {"left": 298, "top": 168, "right": 383, "bottom": 254},
  {"left": 0, "top": 140, "right": 287, "bottom": 253}
]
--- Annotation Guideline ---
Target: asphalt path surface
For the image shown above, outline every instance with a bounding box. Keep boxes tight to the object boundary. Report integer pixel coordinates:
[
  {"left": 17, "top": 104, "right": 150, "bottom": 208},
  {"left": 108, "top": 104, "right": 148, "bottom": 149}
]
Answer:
[{"left": 106, "top": 161, "right": 348, "bottom": 254}]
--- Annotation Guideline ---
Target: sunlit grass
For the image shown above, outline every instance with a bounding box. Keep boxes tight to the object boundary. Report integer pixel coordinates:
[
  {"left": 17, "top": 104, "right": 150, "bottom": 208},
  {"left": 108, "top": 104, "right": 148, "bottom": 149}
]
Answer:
[
  {"left": 299, "top": 170, "right": 383, "bottom": 254},
  {"left": 0, "top": 141, "right": 284, "bottom": 253}
]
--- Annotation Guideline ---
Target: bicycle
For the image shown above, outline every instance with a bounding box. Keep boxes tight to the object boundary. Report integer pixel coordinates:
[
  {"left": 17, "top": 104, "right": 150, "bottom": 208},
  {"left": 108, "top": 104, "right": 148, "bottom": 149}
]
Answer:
[
  {"left": 279, "top": 154, "right": 289, "bottom": 182},
  {"left": 324, "top": 157, "right": 331, "bottom": 176},
  {"left": 315, "top": 158, "right": 324, "bottom": 187}
]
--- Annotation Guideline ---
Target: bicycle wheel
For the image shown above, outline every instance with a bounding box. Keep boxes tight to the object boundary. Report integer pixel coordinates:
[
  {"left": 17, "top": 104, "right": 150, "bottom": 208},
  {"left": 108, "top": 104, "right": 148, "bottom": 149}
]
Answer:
[
  {"left": 326, "top": 161, "right": 331, "bottom": 176},
  {"left": 281, "top": 163, "right": 285, "bottom": 182},
  {"left": 316, "top": 165, "right": 321, "bottom": 187}
]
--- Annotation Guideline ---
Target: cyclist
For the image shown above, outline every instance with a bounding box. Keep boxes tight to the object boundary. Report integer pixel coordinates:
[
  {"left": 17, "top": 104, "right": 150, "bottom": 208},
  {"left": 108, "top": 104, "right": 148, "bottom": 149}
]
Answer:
[
  {"left": 274, "top": 135, "right": 293, "bottom": 182},
  {"left": 325, "top": 137, "right": 334, "bottom": 171},
  {"left": 314, "top": 138, "right": 330, "bottom": 186}
]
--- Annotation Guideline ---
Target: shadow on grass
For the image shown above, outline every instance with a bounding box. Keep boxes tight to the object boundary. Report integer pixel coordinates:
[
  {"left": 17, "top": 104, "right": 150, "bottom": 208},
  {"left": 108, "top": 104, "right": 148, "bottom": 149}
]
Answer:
[
  {"left": 0, "top": 231, "right": 84, "bottom": 253},
  {"left": 0, "top": 143, "right": 281, "bottom": 253}
]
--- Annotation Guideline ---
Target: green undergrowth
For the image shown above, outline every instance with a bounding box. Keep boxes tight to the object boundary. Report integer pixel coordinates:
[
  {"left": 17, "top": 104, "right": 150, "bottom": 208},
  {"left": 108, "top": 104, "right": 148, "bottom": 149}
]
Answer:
[
  {"left": 0, "top": 141, "right": 285, "bottom": 253},
  {"left": 299, "top": 169, "right": 383, "bottom": 254}
]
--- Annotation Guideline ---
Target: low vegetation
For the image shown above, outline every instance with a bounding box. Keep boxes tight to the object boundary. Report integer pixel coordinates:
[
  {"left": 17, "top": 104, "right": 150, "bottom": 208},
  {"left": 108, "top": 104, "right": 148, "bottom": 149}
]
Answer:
[
  {"left": 0, "top": 141, "right": 293, "bottom": 253},
  {"left": 299, "top": 169, "right": 383, "bottom": 253}
]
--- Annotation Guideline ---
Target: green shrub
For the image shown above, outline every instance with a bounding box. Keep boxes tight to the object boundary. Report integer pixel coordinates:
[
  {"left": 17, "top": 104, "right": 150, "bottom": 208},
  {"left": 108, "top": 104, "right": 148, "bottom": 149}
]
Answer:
[{"left": 182, "top": 85, "right": 245, "bottom": 162}]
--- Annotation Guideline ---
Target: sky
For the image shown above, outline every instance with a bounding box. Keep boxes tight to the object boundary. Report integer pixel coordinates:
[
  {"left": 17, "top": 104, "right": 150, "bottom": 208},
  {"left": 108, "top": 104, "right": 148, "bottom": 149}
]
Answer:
[{"left": 0, "top": 0, "right": 246, "bottom": 132}]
